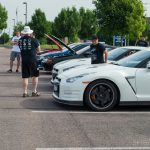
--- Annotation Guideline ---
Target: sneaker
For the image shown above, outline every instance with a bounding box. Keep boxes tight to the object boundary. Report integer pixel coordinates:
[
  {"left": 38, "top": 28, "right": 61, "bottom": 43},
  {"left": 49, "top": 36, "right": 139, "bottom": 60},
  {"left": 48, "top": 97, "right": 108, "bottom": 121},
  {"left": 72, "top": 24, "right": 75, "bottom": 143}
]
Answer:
[
  {"left": 16, "top": 69, "right": 19, "bottom": 73},
  {"left": 32, "top": 92, "right": 40, "bottom": 97},
  {"left": 7, "top": 69, "right": 12, "bottom": 73},
  {"left": 22, "top": 93, "right": 29, "bottom": 98}
]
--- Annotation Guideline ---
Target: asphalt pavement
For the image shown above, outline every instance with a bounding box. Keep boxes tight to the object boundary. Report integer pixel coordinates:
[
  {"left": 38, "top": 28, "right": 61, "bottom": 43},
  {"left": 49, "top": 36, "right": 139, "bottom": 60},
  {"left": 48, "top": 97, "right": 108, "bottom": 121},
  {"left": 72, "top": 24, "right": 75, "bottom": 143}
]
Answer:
[{"left": 0, "top": 47, "right": 150, "bottom": 150}]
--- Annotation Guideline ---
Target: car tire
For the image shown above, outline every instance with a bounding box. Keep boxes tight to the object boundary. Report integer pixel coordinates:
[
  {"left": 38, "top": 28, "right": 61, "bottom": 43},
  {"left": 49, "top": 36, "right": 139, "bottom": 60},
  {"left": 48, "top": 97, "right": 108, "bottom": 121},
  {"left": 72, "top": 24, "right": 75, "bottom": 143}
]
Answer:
[{"left": 84, "top": 80, "right": 119, "bottom": 111}]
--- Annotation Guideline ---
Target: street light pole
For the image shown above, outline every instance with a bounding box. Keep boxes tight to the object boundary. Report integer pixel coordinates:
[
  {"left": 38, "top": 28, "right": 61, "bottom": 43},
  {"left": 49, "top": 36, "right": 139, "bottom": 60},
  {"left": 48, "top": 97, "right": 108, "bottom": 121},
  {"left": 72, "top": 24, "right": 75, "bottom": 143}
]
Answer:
[
  {"left": 12, "top": 19, "right": 16, "bottom": 27},
  {"left": 23, "top": 2, "right": 27, "bottom": 25}
]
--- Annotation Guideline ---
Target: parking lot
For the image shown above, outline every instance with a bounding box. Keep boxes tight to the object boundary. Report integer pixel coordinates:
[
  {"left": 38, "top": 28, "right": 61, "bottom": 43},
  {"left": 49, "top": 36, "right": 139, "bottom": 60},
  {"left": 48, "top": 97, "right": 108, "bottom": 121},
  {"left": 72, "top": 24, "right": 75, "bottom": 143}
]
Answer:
[{"left": 0, "top": 47, "right": 150, "bottom": 150}]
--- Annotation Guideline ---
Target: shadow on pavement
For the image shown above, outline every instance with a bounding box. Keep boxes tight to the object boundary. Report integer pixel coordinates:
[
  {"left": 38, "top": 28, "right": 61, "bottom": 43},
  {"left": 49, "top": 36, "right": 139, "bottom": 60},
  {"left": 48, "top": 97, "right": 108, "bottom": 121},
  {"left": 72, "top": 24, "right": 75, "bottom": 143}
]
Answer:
[
  {"left": 20, "top": 96, "right": 150, "bottom": 112},
  {"left": 20, "top": 97, "right": 87, "bottom": 111}
]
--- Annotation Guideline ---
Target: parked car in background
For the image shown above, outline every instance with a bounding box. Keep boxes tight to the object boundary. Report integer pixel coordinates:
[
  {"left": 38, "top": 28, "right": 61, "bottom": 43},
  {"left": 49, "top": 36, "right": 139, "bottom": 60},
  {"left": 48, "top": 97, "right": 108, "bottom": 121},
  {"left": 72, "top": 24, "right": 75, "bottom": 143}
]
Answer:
[
  {"left": 42, "top": 35, "right": 116, "bottom": 71},
  {"left": 51, "top": 46, "right": 146, "bottom": 83},
  {"left": 53, "top": 48, "right": 150, "bottom": 111},
  {"left": 37, "top": 42, "right": 90, "bottom": 70},
  {"left": 37, "top": 34, "right": 63, "bottom": 55}
]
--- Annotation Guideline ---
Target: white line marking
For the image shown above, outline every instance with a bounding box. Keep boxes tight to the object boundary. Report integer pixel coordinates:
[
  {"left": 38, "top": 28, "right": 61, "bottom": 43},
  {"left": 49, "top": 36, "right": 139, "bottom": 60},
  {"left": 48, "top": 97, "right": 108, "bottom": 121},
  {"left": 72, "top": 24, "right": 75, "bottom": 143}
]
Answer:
[
  {"left": 36, "top": 147, "right": 150, "bottom": 150},
  {"left": 32, "top": 111, "right": 150, "bottom": 114}
]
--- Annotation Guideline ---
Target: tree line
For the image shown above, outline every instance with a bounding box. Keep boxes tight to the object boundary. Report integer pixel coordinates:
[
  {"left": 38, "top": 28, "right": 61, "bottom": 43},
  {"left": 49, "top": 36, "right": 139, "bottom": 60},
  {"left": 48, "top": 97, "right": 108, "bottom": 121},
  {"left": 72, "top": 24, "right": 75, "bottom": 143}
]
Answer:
[{"left": 0, "top": 0, "right": 149, "bottom": 45}]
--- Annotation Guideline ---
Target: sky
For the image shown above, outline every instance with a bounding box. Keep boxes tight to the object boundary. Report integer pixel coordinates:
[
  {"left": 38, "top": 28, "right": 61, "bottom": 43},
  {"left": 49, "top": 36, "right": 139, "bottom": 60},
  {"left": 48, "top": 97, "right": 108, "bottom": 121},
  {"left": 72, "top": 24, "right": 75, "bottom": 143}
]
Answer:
[
  {"left": 0, "top": 0, "right": 95, "bottom": 36},
  {"left": 0, "top": 0, "right": 150, "bottom": 36}
]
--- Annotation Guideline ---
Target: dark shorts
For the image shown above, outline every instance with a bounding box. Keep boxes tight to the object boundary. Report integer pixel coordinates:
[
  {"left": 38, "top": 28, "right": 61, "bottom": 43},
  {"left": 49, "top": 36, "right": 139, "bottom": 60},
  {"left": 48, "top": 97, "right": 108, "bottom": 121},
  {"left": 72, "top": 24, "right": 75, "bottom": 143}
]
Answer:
[
  {"left": 21, "top": 61, "right": 39, "bottom": 78},
  {"left": 10, "top": 51, "right": 21, "bottom": 61}
]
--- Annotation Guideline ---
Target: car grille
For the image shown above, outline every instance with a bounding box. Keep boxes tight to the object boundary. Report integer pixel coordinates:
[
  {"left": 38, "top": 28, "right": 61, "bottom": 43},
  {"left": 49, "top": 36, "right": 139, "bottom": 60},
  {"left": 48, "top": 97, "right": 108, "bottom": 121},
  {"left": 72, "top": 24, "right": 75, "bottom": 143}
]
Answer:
[
  {"left": 53, "top": 68, "right": 58, "bottom": 72},
  {"left": 52, "top": 68, "right": 59, "bottom": 80},
  {"left": 52, "top": 72, "right": 58, "bottom": 81},
  {"left": 53, "top": 77, "right": 61, "bottom": 97}
]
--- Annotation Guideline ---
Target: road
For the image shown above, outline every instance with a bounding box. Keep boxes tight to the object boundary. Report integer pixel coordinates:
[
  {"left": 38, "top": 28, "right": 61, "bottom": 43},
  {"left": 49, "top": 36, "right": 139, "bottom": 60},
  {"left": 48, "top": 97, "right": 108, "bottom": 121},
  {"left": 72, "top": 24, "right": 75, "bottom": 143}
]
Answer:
[{"left": 0, "top": 47, "right": 150, "bottom": 150}]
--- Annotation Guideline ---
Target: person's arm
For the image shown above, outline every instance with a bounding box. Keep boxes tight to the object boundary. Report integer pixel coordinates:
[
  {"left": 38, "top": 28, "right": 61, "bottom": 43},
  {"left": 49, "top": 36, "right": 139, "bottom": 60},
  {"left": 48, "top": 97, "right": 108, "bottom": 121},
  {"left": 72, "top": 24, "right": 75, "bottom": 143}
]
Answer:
[
  {"left": 104, "top": 49, "right": 108, "bottom": 63},
  {"left": 36, "top": 45, "right": 41, "bottom": 53},
  {"left": 34, "top": 39, "right": 41, "bottom": 53},
  {"left": 11, "top": 37, "right": 18, "bottom": 45},
  {"left": 146, "top": 41, "right": 149, "bottom": 47},
  {"left": 135, "top": 40, "right": 138, "bottom": 46}
]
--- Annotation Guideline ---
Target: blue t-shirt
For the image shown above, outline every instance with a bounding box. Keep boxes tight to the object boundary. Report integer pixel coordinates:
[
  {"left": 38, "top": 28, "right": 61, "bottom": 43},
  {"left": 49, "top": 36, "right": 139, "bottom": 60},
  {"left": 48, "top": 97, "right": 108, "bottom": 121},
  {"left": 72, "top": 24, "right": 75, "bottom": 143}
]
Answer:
[{"left": 90, "top": 43, "right": 105, "bottom": 64}]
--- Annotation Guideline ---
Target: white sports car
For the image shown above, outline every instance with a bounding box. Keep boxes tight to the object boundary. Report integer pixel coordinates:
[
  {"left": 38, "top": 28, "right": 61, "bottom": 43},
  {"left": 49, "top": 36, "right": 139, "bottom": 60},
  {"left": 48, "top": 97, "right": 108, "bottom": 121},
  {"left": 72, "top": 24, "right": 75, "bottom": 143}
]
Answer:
[
  {"left": 51, "top": 46, "right": 148, "bottom": 83},
  {"left": 53, "top": 49, "right": 150, "bottom": 111}
]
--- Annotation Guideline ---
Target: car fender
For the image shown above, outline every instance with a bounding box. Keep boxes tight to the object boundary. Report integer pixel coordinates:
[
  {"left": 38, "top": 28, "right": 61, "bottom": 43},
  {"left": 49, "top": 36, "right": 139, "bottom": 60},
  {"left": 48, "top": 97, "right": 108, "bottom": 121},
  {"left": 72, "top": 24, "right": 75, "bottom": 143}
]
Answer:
[{"left": 82, "top": 71, "right": 137, "bottom": 102}]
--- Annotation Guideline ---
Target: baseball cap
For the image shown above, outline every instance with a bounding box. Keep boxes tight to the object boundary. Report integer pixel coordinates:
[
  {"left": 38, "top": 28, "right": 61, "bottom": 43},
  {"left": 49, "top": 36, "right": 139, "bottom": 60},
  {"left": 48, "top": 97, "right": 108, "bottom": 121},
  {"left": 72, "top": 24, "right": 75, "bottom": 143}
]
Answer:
[{"left": 91, "top": 35, "right": 98, "bottom": 40}]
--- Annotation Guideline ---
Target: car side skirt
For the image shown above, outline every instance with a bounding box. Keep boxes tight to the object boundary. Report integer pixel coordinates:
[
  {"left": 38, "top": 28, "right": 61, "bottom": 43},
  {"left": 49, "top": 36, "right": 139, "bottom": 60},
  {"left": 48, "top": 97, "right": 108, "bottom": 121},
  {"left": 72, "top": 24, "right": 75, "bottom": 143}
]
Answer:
[{"left": 120, "top": 101, "right": 150, "bottom": 106}]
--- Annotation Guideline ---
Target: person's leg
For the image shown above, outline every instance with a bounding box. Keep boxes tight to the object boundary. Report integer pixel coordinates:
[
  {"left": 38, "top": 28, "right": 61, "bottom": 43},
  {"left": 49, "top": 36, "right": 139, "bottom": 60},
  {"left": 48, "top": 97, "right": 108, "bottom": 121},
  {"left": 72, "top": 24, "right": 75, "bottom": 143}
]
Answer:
[
  {"left": 10, "top": 60, "right": 13, "bottom": 70},
  {"left": 32, "top": 77, "right": 38, "bottom": 93},
  {"left": 22, "top": 78, "right": 28, "bottom": 94},
  {"left": 8, "top": 52, "right": 15, "bottom": 72},
  {"left": 16, "top": 53, "right": 21, "bottom": 71}
]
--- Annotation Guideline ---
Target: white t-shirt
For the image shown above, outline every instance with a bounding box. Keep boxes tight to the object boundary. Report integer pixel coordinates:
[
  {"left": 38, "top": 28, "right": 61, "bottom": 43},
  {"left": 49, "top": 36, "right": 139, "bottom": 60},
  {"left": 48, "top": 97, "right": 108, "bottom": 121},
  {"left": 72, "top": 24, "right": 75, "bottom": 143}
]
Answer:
[{"left": 11, "top": 36, "right": 21, "bottom": 52}]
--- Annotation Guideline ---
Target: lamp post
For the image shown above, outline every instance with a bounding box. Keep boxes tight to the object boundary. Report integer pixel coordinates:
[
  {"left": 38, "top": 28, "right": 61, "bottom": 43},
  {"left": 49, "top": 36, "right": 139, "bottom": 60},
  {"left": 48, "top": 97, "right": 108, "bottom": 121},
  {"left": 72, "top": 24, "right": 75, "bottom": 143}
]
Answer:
[
  {"left": 143, "top": 2, "right": 150, "bottom": 36},
  {"left": 23, "top": 2, "right": 27, "bottom": 25},
  {"left": 12, "top": 19, "right": 16, "bottom": 28}
]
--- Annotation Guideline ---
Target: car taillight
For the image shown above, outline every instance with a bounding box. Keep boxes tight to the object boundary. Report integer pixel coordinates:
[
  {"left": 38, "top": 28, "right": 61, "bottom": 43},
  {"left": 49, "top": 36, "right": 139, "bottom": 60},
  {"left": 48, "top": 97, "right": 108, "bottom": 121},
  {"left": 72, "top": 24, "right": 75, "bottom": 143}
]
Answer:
[{"left": 47, "top": 59, "right": 53, "bottom": 63}]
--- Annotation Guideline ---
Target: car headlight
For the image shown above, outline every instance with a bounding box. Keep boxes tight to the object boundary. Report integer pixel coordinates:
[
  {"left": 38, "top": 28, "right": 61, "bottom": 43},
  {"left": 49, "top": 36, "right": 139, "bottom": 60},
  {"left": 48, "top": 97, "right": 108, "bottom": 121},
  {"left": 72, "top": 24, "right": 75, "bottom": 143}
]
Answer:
[
  {"left": 39, "top": 56, "right": 44, "bottom": 60},
  {"left": 66, "top": 73, "right": 92, "bottom": 83},
  {"left": 47, "top": 59, "right": 53, "bottom": 63},
  {"left": 42, "top": 58, "right": 48, "bottom": 63}
]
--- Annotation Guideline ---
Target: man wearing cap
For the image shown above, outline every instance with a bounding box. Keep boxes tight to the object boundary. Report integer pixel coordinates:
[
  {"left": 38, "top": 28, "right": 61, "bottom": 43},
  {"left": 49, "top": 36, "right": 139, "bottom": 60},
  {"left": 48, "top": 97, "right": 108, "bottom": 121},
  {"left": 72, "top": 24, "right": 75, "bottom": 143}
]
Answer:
[
  {"left": 135, "top": 36, "right": 149, "bottom": 47},
  {"left": 90, "top": 35, "right": 108, "bottom": 64},
  {"left": 18, "top": 26, "right": 41, "bottom": 97}
]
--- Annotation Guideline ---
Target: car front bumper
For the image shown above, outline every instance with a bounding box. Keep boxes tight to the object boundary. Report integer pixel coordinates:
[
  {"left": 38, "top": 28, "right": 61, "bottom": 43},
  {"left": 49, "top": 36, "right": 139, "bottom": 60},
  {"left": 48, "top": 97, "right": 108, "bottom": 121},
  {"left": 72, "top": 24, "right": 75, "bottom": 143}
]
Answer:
[
  {"left": 52, "top": 77, "right": 87, "bottom": 105},
  {"left": 53, "top": 93, "right": 83, "bottom": 106}
]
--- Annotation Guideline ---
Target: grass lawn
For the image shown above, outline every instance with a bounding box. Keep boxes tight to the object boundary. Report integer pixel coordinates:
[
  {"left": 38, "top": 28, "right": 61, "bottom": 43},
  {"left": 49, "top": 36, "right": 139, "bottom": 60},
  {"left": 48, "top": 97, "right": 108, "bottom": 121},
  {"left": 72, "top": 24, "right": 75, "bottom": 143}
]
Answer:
[{"left": 40, "top": 44, "right": 59, "bottom": 49}]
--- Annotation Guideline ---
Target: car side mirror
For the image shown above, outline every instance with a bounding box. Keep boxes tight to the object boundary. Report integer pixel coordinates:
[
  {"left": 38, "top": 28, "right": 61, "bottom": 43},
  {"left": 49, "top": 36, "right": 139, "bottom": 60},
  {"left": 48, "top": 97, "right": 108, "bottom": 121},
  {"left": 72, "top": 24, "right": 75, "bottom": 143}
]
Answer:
[{"left": 146, "top": 61, "right": 150, "bottom": 70}]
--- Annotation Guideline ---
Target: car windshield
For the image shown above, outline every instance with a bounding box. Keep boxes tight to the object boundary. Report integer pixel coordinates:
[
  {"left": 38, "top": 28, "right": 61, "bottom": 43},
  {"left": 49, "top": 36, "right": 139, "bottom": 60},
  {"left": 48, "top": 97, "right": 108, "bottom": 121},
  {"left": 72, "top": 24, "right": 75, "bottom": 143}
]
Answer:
[
  {"left": 108, "top": 47, "right": 129, "bottom": 60},
  {"left": 116, "top": 51, "right": 150, "bottom": 68}
]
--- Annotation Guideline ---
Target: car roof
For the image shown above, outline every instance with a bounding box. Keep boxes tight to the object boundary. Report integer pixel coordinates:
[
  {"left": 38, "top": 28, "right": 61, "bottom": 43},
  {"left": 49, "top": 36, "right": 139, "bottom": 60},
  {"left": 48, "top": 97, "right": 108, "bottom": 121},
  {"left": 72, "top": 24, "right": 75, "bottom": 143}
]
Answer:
[{"left": 118, "top": 46, "right": 150, "bottom": 51}]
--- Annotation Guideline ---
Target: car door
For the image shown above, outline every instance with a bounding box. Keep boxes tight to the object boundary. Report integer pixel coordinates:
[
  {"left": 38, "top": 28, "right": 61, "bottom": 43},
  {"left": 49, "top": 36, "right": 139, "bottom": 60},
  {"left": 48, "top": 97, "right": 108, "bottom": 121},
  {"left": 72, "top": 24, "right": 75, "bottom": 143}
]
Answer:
[{"left": 136, "top": 59, "right": 150, "bottom": 101}]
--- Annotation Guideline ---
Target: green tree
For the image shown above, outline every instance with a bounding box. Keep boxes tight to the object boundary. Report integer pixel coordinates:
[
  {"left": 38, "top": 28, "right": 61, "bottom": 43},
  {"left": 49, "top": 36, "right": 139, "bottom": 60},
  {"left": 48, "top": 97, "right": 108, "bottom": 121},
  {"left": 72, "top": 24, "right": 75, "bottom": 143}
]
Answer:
[
  {"left": 0, "top": 32, "right": 9, "bottom": 44},
  {"left": 28, "top": 8, "right": 52, "bottom": 44},
  {"left": 79, "top": 7, "right": 99, "bottom": 40},
  {"left": 0, "top": 3, "right": 8, "bottom": 30},
  {"left": 52, "top": 7, "right": 81, "bottom": 43},
  {"left": 93, "top": 0, "right": 146, "bottom": 44},
  {"left": 13, "top": 22, "right": 24, "bottom": 35}
]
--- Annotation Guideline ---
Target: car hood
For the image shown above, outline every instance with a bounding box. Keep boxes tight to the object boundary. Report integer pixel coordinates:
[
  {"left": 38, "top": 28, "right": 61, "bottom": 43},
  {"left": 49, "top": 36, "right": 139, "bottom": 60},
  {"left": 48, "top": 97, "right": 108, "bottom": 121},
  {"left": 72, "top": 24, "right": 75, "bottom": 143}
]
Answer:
[
  {"left": 54, "top": 57, "right": 116, "bottom": 70},
  {"left": 40, "top": 50, "right": 66, "bottom": 57},
  {"left": 54, "top": 58, "right": 91, "bottom": 69},
  {"left": 58, "top": 63, "right": 137, "bottom": 79}
]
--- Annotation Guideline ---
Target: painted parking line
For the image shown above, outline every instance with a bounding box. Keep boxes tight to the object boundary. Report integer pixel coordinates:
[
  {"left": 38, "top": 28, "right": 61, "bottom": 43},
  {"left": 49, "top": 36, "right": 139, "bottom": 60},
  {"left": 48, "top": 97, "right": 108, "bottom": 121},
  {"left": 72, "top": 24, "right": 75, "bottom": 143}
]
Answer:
[
  {"left": 32, "top": 111, "right": 150, "bottom": 114},
  {"left": 36, "top": 147, "right": 150, "bottom": 150}
]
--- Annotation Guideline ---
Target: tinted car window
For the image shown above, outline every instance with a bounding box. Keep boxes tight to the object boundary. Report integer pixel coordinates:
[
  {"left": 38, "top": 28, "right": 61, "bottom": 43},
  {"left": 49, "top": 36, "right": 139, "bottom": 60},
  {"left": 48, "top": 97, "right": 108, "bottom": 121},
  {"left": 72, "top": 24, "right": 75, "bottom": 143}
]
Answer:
[
  {"left": 72, "top": 44, "right": 89, "bottom": 52},
  {"left": 108, "top": 48, "right": 130, "bottom": 60},
  {"left": 108, "top": 48, "right": 139, "bottom": 61},
  {"left": 117, "top": 51, "right": 150, "bottom": 68}
]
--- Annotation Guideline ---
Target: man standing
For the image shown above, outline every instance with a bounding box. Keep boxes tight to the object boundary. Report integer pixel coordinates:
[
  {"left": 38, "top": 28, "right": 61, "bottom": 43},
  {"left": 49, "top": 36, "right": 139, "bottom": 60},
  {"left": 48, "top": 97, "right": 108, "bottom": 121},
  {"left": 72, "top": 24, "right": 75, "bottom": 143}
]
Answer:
[
  {"left": 135, "top": 36, "right": 149, "bottom": 47},
  {"left": 18, "top": 26, "right": 41, "bottom": 97},
  {"left": 7, "top": 31, "right": 21, "bottom": 73},
  {"left": 90, "top": 35, "right": 108, "bottom": 64}
]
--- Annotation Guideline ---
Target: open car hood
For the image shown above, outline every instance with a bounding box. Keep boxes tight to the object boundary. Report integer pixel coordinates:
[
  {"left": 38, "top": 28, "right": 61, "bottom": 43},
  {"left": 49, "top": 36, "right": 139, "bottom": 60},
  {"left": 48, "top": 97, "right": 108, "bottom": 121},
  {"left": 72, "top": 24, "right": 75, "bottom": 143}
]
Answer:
[
  {"left": 48, "top": 34, "right": 75, "bottom": 54},
  {"left": 45, "top": 34, "right": 63, "bottom": 51}
]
